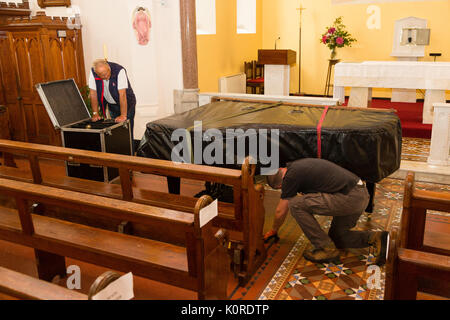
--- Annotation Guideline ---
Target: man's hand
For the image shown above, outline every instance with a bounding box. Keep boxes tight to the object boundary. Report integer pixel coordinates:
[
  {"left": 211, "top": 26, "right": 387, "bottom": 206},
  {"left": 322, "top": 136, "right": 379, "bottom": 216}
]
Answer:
[
  {"left": 115, "top": 115, "right": 127, "bottom": 123},
  {"left": 91, "top": 114, "right": 102, "bottom": 122}
]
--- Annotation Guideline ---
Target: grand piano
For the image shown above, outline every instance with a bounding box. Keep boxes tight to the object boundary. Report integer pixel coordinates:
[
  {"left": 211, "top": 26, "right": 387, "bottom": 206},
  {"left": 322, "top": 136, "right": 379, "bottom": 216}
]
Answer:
[{"left": 137, "top": 96, "right": 402, "bottom": 212}]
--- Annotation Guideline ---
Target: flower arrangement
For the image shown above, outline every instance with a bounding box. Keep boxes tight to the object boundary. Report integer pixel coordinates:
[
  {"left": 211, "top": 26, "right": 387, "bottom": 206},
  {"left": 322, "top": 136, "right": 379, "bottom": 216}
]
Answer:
[{"left": 320, "top": 17, "right": 357, "bottom": 60}]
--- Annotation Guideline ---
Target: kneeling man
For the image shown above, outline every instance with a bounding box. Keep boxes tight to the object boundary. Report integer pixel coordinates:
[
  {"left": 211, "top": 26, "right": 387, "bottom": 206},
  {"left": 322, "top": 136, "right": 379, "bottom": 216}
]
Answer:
[{"left": 265, "top": 158, "right": 388, "bottom": 265}]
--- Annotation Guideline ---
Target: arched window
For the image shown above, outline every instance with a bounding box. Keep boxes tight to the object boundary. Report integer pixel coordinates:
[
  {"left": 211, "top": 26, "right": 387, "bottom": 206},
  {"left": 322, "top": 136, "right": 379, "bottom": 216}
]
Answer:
[
  {"left": 196, "top": 0, "right": 216, "bottom": 35},
  {"left": 237, "top": 0, "right": 256, "bottom": 34}
]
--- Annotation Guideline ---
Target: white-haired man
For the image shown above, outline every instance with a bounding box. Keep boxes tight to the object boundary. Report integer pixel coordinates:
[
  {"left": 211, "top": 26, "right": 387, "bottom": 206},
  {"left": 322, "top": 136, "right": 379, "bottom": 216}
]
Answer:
[
  {"left": 89, "top": 59, "right": 136, "bottom": 141},
  {"left": 265, "top": 158, "right": 388, "bottom": 265}
]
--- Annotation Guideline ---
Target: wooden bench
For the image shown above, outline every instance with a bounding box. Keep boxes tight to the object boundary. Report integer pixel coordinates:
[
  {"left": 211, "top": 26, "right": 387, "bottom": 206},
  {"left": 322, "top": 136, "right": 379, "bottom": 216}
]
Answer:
[
  {"left": 0, "top": 177, "right": 229, "bottom": 300},
  {"left": 0, "top": 139, "right": 265, "bottom": 285},
  {"left": 0, "top": 267, "right": 122, "bottom": 300},
  {"left": 400, "top": 172, "right": 450, "bottom": 256},
  {"left": 384, "top": 172, "right": 450, "bottom": 299},
  {"left": 0, "top": 266, "right": 88, "bottom": 300}
]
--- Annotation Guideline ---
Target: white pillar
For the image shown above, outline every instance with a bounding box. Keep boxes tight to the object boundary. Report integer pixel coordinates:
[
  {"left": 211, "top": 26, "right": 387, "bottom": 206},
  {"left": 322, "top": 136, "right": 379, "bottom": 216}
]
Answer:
[
  {"left": 423, "top": 89, "right": 446, "bottom": 124},
  {"left": 333, "top": 86, "right": 345, "bottom": 105},
  {"left": 348, "top": 87, "right": 372, "bottom": 108},
  {"left": 428, "top": 103, "right": 450, "bottom": 166},
  {"left": 264, "top": 64, "right": 290, "bottom": 96}
]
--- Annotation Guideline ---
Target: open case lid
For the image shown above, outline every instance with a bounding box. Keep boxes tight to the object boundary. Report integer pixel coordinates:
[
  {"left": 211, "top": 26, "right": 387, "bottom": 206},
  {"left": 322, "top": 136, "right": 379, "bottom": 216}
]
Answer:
[{"left": 36, "top": 79, "right": 91, "bottom": 129}]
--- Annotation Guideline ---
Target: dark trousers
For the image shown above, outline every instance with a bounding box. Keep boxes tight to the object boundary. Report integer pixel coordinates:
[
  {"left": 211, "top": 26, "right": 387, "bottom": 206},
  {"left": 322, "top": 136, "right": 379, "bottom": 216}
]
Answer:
[{"left": 288, "top": 184, "right": 372, "bottom": 249}]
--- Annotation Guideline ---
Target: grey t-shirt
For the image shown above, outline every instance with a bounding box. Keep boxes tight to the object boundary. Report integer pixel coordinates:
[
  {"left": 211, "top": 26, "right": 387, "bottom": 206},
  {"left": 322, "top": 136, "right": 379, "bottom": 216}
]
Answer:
[{"left": 281, "top": 158, "right": 360, "bottom": 199}]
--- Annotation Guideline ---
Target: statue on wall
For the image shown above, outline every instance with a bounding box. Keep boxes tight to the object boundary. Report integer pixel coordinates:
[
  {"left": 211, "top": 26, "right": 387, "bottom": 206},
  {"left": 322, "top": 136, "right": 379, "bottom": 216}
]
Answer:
[{"left": 132, "top": 7, "right": 151, "bottom": 46}]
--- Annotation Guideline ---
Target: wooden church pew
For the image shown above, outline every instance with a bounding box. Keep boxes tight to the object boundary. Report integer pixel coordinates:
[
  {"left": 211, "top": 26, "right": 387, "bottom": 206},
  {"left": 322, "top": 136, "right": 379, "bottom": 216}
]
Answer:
[
  {"left": 0, "top": 267, "right": 123, "bottom": 300},
  {"left": 401, "top": 171, "right": 450, "bottom": 256},
  {"left": 385, "top": 227, "right": 450, "bottom": 300},
  {"left": 0, "top": 266, "right": 88, "bottom": 300},
  {"left": 0, "top": 139, "right": 265, "bottom": 286},
  {"left": 384, "top": 172, "right": 450, "bottom": 300},
  {"left": 0, "top": 178, "right": 229, "bottom": 300}
]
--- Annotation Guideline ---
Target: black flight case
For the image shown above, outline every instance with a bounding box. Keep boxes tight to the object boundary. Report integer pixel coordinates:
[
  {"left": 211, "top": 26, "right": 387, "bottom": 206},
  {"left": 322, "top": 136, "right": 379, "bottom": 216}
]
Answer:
[{"left": 36, "top": 79, "right": 132, "bottom": 183}]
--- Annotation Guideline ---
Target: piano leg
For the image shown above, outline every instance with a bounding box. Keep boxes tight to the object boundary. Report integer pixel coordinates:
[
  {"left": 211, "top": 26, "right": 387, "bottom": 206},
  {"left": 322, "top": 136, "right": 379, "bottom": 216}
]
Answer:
[
  {"left": 365, "top": 182, "right": 376, "bottom": 220},
  {"left": 167, "top": 176, "right": 181, "bottom": 194}
]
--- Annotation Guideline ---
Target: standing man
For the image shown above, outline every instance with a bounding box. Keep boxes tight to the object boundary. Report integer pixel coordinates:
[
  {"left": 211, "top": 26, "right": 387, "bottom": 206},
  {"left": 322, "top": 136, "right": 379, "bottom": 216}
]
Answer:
[
  {"left": 265, "top": 158, "right": 388, "bottom": 265},
  {"left": 89, "top": 59, "right": 136, "bottom": 144}
]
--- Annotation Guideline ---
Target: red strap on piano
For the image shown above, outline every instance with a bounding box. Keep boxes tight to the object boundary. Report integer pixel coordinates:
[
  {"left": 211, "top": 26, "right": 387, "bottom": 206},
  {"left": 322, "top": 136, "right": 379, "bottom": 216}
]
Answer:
[
  {"left": 317, "top": 106, "right": 330, "bottom": 159},
  {"left": 95, "top": 77, "right": 106, "bottom": 117}
]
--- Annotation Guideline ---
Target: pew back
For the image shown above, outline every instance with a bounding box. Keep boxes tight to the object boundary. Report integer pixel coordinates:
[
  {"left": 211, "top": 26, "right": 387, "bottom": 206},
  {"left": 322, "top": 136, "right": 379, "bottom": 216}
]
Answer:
[
  {"left": 0, "top": 266, "right": 88, "bottom": 300},
  {"left": 0, "top": 177, "right": 229, "bottom": 299},
  {"left": 0, "top": 139, "right": 265, "bottom": 286}
]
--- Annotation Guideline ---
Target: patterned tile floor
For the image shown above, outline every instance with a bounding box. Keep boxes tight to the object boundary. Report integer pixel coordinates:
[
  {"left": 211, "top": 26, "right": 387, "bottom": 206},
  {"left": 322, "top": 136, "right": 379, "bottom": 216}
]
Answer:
[{"left": 401, "top": 137, "right": 430, "bottom": 163}]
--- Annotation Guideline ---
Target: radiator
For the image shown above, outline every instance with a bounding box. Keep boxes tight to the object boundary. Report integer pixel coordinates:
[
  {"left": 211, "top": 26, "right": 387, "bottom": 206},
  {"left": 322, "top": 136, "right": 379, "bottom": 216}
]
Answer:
[{"left": 218, "top": 73, "right": 246, "bottom": 94}]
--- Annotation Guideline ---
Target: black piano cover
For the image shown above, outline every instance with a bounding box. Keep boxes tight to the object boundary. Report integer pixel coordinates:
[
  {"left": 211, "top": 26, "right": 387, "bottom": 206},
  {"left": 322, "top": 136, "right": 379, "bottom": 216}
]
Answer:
[{"left": 137, "top": 101, "right": 402, "bottom": 183}]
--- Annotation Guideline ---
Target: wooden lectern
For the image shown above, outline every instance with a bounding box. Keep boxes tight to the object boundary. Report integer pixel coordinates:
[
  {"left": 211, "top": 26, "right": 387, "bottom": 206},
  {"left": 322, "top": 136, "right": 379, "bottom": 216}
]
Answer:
[
  {"left": 258, "top": 49, "right": 296, "bottom": 96},
  {"left": 258, "top": 49, "right": 297, "bottom": 66}
]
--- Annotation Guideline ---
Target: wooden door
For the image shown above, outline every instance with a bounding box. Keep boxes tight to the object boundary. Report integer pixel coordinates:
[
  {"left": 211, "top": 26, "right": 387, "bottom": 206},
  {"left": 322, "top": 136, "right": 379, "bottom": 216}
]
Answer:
[
  {"left": 9, "top": 30, "right": 55, "bottom": 145},
  {"left": 0, "top": 32, "right": 26, "bottom": 141}
]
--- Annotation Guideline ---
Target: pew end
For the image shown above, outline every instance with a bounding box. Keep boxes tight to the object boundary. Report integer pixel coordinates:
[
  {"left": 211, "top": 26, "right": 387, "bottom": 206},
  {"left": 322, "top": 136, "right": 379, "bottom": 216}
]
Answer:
[{"left": 384, "top": 172, "right": 450, "bottom": 300}]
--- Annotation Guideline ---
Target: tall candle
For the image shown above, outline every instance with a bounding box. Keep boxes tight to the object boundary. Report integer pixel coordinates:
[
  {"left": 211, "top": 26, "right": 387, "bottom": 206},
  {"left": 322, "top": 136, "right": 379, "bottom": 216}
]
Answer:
[{"left": 103, "top": 44, "right": 108, "bottom": 61}]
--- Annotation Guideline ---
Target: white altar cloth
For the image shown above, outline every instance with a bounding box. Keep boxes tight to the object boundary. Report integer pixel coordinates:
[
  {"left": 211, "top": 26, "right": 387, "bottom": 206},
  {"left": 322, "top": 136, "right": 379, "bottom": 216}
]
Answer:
[{"left": 333, "top": 61, "right": 450, "bottom": 124}]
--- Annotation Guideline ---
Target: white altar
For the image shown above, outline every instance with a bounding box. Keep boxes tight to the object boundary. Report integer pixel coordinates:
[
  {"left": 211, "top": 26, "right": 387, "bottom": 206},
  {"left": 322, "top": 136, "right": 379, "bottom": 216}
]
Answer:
[{"left": 333, "top": 61, "right": 450, "bottom": 124}]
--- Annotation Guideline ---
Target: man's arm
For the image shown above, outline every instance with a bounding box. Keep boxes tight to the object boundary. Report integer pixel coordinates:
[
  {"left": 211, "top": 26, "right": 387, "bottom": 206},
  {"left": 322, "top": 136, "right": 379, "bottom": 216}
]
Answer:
[
  {"left": 115, "top": 89, "right": 128, "bottom": 123},
  {"left": 272, "top": 198, "right": 290, "bottom": 232},
  {"left": 90, "top": 89, "right": 101, "bottom": 121},
  {"left": 88, "top": 70, "right": 101, "bottom": 122},
  {"left": 264, "top": 198, "right": 291, "bottom": 241}
]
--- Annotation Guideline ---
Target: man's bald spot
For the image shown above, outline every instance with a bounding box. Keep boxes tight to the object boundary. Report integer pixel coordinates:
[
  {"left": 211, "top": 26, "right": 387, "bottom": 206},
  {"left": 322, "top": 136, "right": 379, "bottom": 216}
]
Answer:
[{"left": 93, "top": 59, "right": 111, "bottom": 79}]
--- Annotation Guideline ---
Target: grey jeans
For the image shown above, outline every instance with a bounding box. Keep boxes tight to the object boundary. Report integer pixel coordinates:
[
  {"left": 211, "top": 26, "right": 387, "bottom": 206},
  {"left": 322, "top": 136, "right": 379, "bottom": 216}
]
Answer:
[{"left": 288, "top": 184, "right": 371, "bottom": 249}]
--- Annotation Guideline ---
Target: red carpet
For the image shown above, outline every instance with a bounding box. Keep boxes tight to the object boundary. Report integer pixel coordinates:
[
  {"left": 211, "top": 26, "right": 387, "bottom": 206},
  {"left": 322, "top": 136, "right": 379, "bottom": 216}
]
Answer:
[
  {"left": 343, "top": 98, "right": 432, "bottom": 139},
  {"left": 370, "top": 99, "right": 432, "bottom": 139}
]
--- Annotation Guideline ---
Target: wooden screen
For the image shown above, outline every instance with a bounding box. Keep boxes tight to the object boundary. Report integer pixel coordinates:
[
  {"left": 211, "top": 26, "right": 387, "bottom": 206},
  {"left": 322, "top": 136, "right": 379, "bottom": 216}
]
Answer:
[{"left": 0, "top": 13, "right": 86, "bottom": 145}]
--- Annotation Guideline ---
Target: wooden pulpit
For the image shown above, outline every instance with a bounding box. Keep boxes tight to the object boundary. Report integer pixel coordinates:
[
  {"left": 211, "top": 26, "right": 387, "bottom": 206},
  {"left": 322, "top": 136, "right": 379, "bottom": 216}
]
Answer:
[
  {"left": 258, "top": 49, "right": 297, "bottom": 66},
  {"left": 257, "top": 49, "right": 296, "bottom": 96}
]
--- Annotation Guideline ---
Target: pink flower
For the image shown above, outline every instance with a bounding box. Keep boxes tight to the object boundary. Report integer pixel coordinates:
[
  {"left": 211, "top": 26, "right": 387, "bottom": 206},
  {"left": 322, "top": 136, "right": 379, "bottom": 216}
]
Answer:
[
  {"left": 336, "top": 37, "right": 344, "bottom": 45},
  {"left": 328, "top": 27, "right": 336, "bottom": 34},
  {"left": 322, "top": 35, "right": 328, "bottom": 44}
]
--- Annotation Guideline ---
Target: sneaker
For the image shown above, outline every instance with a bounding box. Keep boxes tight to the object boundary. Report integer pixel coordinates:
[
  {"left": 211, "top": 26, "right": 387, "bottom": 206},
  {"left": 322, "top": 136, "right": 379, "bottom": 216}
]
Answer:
[
  {"left": 369, "top": 231, "right": 389, "bottom": 266},
  {"left": 303, "top": 246, "right": 340, "bottom": 264},
  {"left": 263, "top": 230, "right": 279, "bottom": 243}
]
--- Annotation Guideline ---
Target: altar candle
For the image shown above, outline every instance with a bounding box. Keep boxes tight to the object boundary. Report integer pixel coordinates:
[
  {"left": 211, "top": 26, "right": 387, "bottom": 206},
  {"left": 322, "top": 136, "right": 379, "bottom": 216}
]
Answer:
[{"left": 103, "top": 44, "right": 108, "bottom": 61}]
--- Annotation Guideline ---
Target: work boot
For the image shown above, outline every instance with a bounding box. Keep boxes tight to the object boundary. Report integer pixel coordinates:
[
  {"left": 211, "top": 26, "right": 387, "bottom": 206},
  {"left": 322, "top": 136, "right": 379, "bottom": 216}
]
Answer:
[
  {"left": 303, "top": 244, "right": 340, "bottom": 264},
  {"left": 369, "top": 231, "right": 389, "bottom": 266}
]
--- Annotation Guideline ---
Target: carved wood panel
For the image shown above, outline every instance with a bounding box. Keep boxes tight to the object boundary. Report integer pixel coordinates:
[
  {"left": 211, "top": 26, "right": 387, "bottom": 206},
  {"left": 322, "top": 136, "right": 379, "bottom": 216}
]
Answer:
[
  {"left": 0, "top": 33, "right": 25, "bottom": 141},
  {"left": 0, "top": 13, "right": 86, "bottom": 146},
  {"left": 49, "top": 38, "right": 65, "bottom": 80}
]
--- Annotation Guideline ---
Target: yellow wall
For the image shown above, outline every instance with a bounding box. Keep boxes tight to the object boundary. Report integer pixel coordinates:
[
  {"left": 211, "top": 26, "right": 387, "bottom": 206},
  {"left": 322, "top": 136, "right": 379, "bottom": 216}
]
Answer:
[
  {"left": 262, "top": 0, "right": 450, "bottom": 98},
  {"left": 197, "top": 0, "right": 263, "bottom": 93}
]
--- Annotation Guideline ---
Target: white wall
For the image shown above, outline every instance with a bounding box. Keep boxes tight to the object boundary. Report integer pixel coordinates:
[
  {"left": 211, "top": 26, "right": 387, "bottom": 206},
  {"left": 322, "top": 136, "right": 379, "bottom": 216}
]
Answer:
[{"left": 19, "top": 0, "right": 184, "bottom": 140}]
